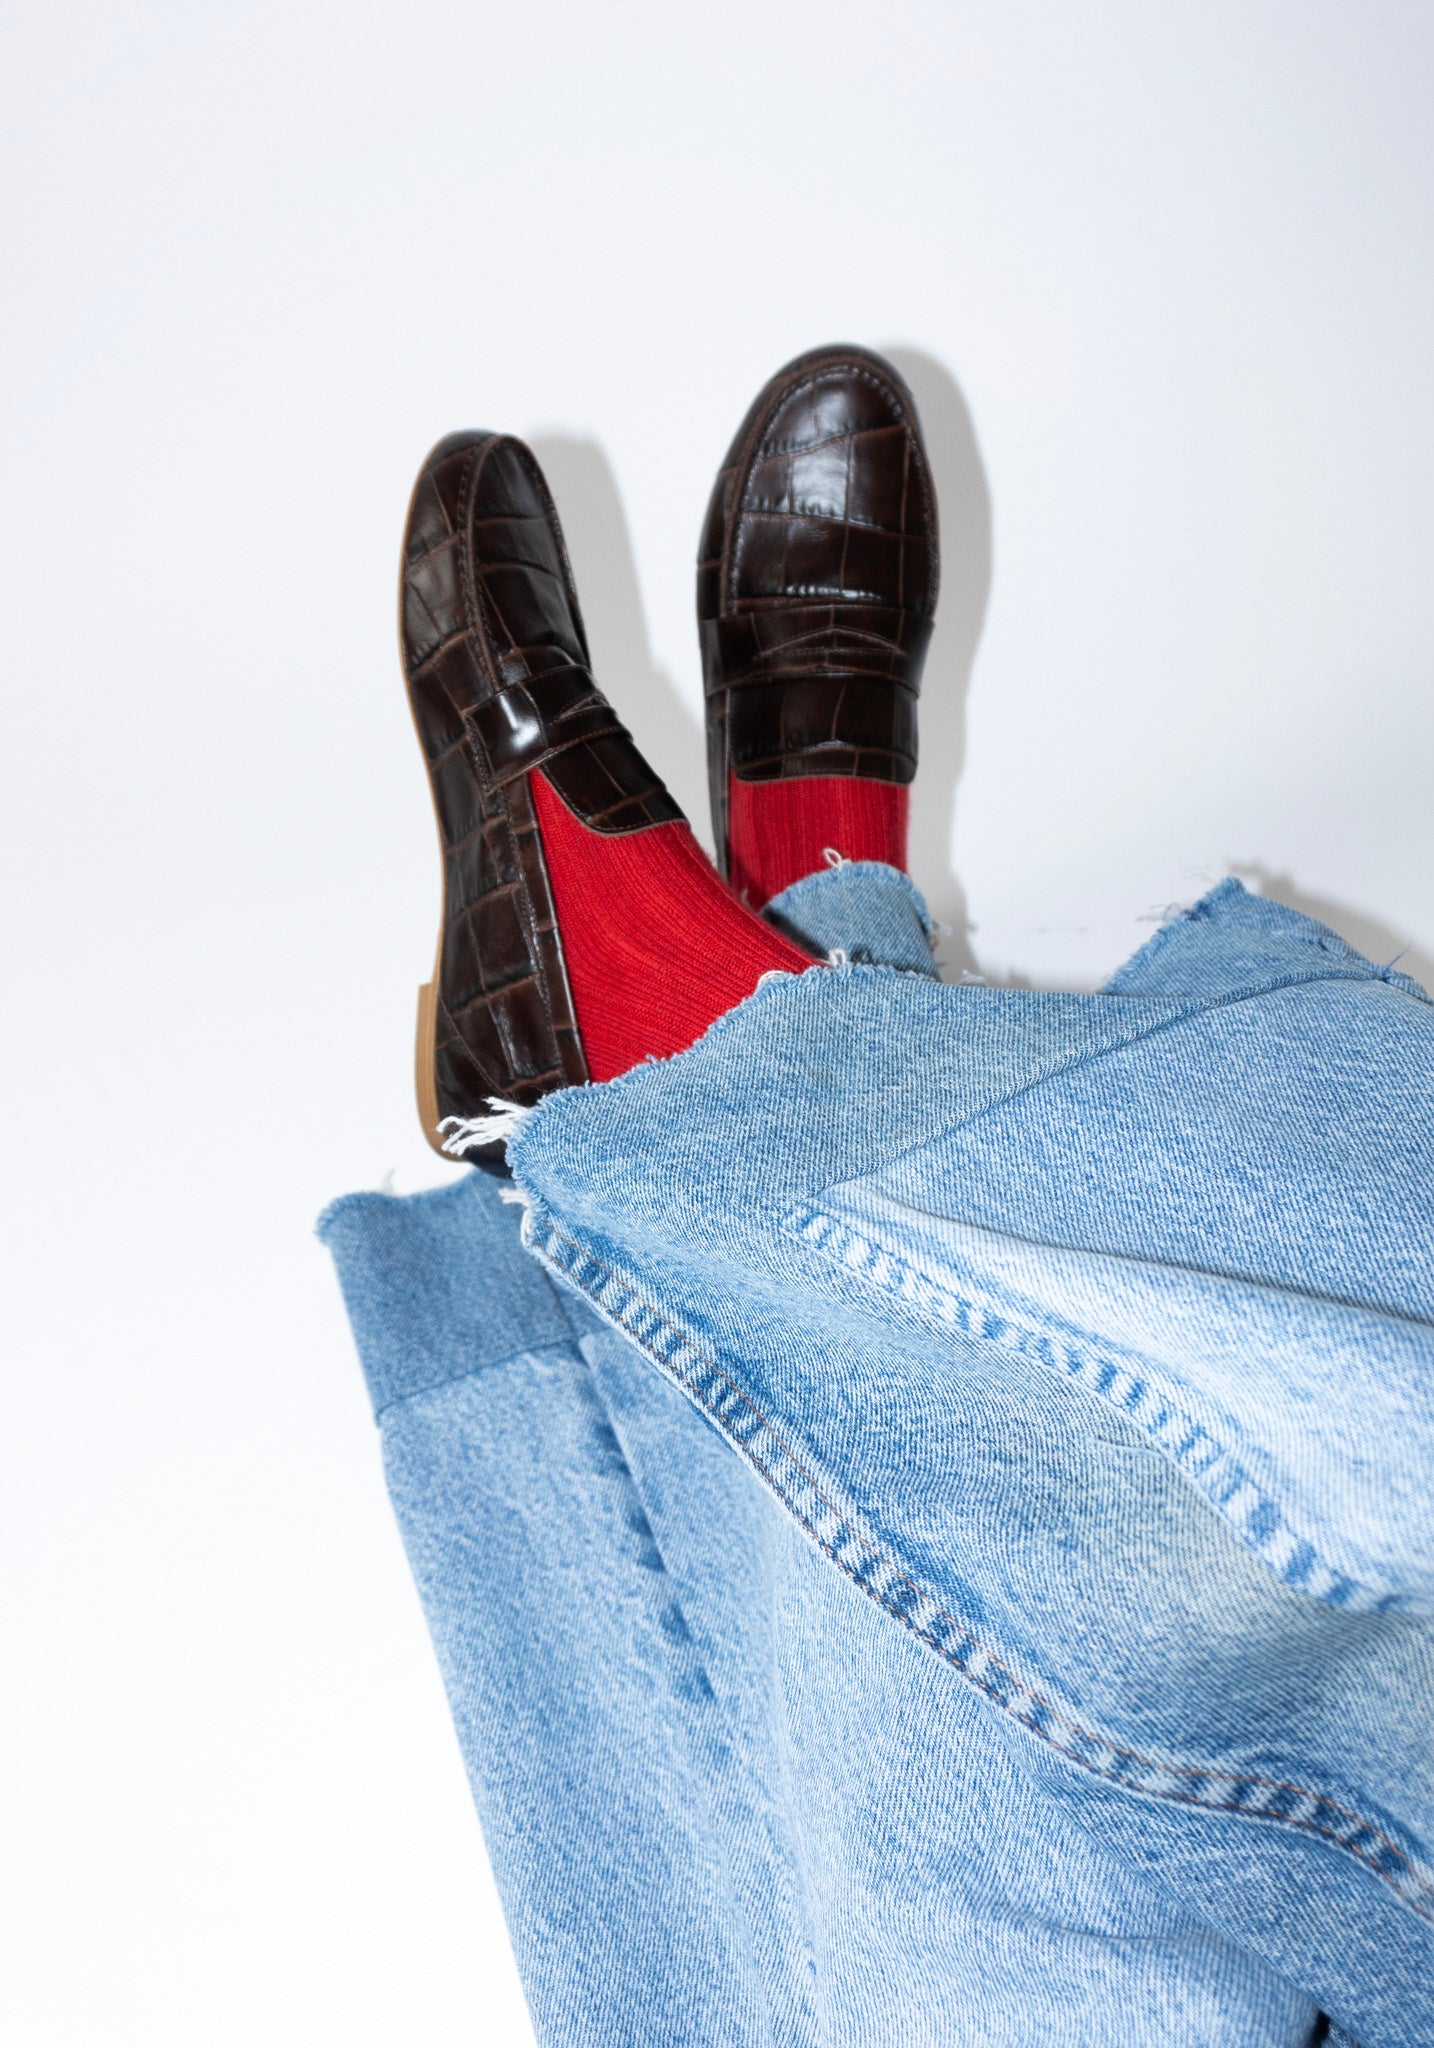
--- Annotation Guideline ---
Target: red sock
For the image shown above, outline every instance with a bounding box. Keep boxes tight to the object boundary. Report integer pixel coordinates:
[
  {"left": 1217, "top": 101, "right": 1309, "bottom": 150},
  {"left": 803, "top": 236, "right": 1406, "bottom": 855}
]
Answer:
[
  {"left": 727, "top": 776, "right": 909, "bottom": 908},
  {"left": 530, "top": 771, "right": 814, "bottom": 1083}
]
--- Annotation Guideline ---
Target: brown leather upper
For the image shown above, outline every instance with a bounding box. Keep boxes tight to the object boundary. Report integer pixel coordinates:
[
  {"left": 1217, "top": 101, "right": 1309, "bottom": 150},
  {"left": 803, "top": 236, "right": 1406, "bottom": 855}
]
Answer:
[
  {"left": 697, "top": 345, "right": 939, "bottom": 875},
  {"left": 401, "top": 431, "right": 682, "bottom": 1124}
]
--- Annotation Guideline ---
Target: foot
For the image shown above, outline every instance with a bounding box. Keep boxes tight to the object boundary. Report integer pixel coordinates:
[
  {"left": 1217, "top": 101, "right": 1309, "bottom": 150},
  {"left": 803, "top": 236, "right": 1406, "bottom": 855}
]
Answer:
[
  {"left": 401, "top": 431, "right": 810, "bottom": 1158},
  {"left": 697, "top": 345, "right": 939, "bottom": 905}
]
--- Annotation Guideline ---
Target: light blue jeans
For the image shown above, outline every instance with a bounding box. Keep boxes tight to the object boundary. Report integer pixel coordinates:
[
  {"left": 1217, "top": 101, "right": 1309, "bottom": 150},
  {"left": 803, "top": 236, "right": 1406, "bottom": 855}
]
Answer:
[{"left": 321, "top": 867, "right": 1433, "bottom": 2048}]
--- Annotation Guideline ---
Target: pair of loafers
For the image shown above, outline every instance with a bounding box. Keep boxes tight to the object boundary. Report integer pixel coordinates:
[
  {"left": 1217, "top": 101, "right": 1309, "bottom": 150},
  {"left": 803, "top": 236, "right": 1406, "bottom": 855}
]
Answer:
[{"left": 399, "top": 343, "right": 940, "bottom": 1154}]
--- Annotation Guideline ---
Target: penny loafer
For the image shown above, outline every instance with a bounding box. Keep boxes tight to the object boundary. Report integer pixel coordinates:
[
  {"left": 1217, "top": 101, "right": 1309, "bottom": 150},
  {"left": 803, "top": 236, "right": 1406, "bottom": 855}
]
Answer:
[
  {"left": 697, "top": 344, "right": 939, "bottom": 877},
  {"left": 401, "top": 430, "right": 682, "bottom": 1156}
]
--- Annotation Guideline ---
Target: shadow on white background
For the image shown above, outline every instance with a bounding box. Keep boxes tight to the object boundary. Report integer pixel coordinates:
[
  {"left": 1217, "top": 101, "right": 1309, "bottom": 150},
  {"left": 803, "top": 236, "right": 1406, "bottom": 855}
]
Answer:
[
  {"left": 4, "top": 4, "right": 1434, "bottom": 2044},
  {"left": 532, "top": 341, "right": 999, "bottom": 983}
]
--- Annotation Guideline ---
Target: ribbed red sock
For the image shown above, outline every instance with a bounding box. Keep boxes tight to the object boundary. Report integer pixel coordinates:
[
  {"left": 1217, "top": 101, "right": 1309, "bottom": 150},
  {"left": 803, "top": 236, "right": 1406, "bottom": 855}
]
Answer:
[
  {"left": 530, "top": 771, "right": 814, "bottom": 1083},
  {"left": 727, "top": 775, "right": 909, "bottom": 908}
]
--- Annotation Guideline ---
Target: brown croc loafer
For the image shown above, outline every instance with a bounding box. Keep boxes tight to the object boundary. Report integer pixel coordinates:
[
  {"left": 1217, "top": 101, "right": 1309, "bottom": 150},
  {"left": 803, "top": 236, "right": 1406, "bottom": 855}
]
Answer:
[
  {"left": 400, "top": 430, "right": 682, "bottom": 1158},
  {"left": 697, "top": 344, "right": 939, "bottom": 877}
]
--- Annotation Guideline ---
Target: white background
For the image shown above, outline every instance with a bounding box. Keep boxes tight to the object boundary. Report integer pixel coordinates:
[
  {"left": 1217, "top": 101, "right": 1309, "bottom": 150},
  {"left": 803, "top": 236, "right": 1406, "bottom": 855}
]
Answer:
[{"left": 3, "top": 4, "right": 1432, "bottom": 2041}]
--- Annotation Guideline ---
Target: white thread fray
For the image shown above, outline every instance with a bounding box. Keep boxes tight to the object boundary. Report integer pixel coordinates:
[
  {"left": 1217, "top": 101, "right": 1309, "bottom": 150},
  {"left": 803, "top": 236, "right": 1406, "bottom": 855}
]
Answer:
[
  {"left": 821, "top": 846, "right": 848, "bottom": 869},
  {"left": 756, "top": 969, "right": 794, "bottom": 989},
  {"left": 826, "top": 947, "right": 850, "bottom": 967},
  {"left": 437, "top": 1097, "right": 532, "bottom": 1157}
]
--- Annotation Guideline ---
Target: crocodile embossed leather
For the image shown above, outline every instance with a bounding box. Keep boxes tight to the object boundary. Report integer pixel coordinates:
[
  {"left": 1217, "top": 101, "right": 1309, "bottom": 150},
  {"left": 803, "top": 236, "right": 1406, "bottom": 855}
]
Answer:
[
  {"left": 401, "top": 430, "right": 816, "bottom": 1154},
  {"left": 401, "top": 431, "right": 683, "bottom": 1153},
  {"left": 697, "top": 345, "right": 940, "bottom": 880}
]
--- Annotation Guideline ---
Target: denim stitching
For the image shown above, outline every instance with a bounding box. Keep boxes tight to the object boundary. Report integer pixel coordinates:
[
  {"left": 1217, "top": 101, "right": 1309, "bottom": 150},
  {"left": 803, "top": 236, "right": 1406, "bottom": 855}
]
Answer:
[
  {"left": 784, "top": 1204, "right": 1397, "bottom": 1615},
  {"left": 579, "top": 1351, "right": 828, "bottom": 2007},
  {"left": 525, "top": 1212, "right": 1434, "bottom": 1929}
]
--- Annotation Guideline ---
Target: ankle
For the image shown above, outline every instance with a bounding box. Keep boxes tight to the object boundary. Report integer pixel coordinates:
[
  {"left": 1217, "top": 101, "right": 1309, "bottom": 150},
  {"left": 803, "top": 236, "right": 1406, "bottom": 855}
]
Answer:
[
  {"left": 530, "top": 771, "right": 812, "bottom": 1081},
  {"left": 727, "top": 775, "right": 910, "bottom": 907}
]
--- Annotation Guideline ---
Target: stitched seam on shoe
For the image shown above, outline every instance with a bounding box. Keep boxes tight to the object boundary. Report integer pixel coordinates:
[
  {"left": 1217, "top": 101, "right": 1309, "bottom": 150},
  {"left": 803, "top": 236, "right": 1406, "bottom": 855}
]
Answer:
[
  {"left": 750, "top": 364, "right": 922, "bottom": 463},
  {"left": 723, "top": 666, "right": 918, "bottom": 687},
  {"left": 524, "top": 1212, "right": 1434, "bottom": 1928},
  {"left": 739, "top": 503, "right": 932, "bottom": 538},
  {"left": 748, "top": 422, "right": 909, "bottom": 462}
]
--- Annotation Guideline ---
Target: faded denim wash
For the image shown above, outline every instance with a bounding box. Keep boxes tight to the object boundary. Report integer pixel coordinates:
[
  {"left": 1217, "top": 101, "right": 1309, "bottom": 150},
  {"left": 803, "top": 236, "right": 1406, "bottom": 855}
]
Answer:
[{"left": 322, "top": 866, "right": 1431, "bottom": 2048}]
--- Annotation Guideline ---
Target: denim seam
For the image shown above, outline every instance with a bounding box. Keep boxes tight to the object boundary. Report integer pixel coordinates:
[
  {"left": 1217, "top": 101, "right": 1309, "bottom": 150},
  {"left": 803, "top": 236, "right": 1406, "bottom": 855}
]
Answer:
[
  {"left": 524, "top": 1210, "right": 1434, "bottom": 1929},
  {"left": 783, "top": 1205, "right": 1398, "bottom": 1614},
  {"left": 512, "top": 961, "right": 1390, "bottom": 1202},
  {"left": 509, "top": 944, "right": 1425, "bottom": 1188},
  {"left": 582, "top": 1357, "right": 827, "bottom": 2007},
  {"left": 811, "top": 961, "right": 1415, "bottom": 1203},
  {"left": 1105, "top": 882, "right": 1433, "bottom": 1007},
  {"left": 369, "top": 1336, "right": 582, "bottom": 1421}
]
